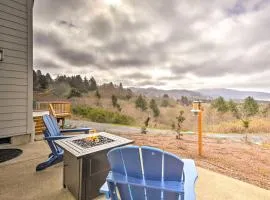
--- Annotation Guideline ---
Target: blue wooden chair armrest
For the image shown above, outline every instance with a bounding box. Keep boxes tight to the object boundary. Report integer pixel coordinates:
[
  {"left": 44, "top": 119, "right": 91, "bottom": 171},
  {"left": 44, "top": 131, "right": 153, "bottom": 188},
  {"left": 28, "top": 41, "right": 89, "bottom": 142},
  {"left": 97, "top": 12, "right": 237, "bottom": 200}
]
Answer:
[
  {"left": 44, "top": 135, "right": 74, "bottom": 141},
  {"left": 106, "top": 172, "right": 184, "bottom": 192},
  {"left": 183, "top": 159, "right": 198, "bottom": 200},
  {"left": 60, "top": 127, "right": 92, "bottom": 134}
]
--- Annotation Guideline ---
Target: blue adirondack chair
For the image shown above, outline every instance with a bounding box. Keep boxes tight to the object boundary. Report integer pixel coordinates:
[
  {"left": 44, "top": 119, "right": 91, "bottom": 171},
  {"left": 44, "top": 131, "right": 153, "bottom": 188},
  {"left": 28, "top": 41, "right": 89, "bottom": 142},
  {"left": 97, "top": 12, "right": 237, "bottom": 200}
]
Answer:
[
  {"left": 36, "top": 114, "right": 93, "bottom": 171},
  {"left": 100, "top": 146, "right": 198, "bottom": 200}
]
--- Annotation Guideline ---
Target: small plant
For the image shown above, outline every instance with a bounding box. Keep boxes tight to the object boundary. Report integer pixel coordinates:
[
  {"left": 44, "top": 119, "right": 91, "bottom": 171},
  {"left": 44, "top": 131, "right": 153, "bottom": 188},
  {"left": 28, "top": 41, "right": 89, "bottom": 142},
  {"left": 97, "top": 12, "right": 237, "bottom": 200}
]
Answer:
[
  {"left": 141, "top": 116, "right": 150, "bottom": 134},
  {"left": 176, "top": 110, "right": 185, "bottom": 139}
]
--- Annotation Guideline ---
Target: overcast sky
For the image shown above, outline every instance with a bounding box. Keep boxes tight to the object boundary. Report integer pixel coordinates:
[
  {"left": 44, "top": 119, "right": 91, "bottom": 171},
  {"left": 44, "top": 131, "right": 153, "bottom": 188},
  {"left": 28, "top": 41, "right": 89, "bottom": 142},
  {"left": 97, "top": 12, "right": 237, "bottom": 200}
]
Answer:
[{"left": 33, "top": 0, "right": 270, "bottom": 92}]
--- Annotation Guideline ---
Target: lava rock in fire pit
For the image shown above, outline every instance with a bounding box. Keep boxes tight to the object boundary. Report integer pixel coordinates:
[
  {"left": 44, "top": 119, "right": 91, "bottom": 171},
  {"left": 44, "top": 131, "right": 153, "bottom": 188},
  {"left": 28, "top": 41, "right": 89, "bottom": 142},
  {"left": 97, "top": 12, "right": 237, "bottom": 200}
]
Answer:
[{"left": 72, "top": 135, "right": 114, "bottom": 149}]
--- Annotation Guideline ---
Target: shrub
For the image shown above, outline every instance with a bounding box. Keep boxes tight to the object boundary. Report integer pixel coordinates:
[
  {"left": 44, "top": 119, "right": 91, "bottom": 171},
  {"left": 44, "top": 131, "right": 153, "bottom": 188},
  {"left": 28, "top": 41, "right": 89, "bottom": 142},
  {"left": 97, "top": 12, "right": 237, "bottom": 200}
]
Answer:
[{"left": 72, "top": 105, "right": 134, "bottom": 125}]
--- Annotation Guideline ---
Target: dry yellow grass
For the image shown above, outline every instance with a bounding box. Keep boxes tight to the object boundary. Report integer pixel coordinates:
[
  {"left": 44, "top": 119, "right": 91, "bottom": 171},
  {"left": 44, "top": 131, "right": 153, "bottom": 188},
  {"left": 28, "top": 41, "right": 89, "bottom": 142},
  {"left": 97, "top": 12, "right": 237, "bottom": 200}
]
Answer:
[{"left": 71, "top": 94, "right": 270, "bottom": 134}]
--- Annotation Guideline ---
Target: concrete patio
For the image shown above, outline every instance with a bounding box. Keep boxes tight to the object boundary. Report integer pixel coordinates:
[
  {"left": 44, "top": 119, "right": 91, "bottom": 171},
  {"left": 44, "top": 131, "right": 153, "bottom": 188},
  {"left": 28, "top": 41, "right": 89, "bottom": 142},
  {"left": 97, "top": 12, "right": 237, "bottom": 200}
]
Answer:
[{"left": 0, "top": 141, "right": 269, "bottom": 200}]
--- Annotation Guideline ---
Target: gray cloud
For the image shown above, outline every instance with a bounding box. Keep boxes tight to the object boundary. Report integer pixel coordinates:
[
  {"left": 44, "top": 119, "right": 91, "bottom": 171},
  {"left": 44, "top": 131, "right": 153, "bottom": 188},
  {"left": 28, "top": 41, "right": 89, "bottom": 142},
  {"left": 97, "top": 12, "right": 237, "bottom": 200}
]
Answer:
[
  {"left": 137, "top": 80, "right": 166, "bottom": 87},
  {"left": 107, "top": 57, "right": 150, "bottom": 67},
  {"left": 34, "top": 58, "right": 61, "bottom": 69},
  {"left": 33, "top": 0, "right": 270, "bottom": 91},
  {"left": 122, "top": 72, "right": 151, "bottom": 80},
  {"left": 33, "top": 29, "right": 63, "bottom": 48},
  {"left": 55, "top": 48, "right": 96, "bottom": 66},
  {"left": 90, "top": 14, "right": 113, "bottom": 40}
]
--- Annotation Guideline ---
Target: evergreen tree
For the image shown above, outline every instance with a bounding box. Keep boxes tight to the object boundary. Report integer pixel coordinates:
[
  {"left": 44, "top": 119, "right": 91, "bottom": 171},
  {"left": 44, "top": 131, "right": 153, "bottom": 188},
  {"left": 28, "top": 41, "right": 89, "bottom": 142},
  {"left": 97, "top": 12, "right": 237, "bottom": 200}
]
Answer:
[
  {"left": 135, "top": 95, "right": 147, "bottom": 111},
  {"left": 126, "top": 89, "right": 133, "bottom": 100},
  {"left": 36, "top": 70, "right": 42, "bottom": 77},
  {"left": 33, "top": 70, "right": 39, "bottom": 91},
  {"left": 211, "top": 96, "right": 228, "bottom": 113},
  {"left": 89, "top": 77, "right": 97, "bottom": 91},
  {"left": 112, "top": 95, "right": 118, "bottom": 107},
  {"left": 180, "top": 96, "right": 190, "bottom": 106},
  {"left": 45, "top": 73, "right": 52, "bottom": 83},
  {"left": 119, "top": 82, "right": 123, "bottom": 90},
  {"left": 95, "top": 90, "right": 101, "bottom": 99},
  {"left": 243, "top": 96, "right": 259, "bottom": 117},
  {"left": 150, "top": 99, "right": 160, "bottom": 117},
  {"left": 39, "top": 74, "right": 49, "bottom": 90},
  {"left": 83, "top": 77, "right": 90, "bottom": 91}
]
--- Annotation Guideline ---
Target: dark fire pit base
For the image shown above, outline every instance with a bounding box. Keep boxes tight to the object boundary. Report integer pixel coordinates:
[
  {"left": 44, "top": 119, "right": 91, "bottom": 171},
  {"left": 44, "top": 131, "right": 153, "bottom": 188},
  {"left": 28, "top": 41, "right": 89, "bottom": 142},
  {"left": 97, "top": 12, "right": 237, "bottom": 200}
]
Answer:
[
  {"left": 56, "top": 132, "right": 133, "bottom": 200},
  {"left": 64, "top": 150, "right": 110, "bottom": 200}
]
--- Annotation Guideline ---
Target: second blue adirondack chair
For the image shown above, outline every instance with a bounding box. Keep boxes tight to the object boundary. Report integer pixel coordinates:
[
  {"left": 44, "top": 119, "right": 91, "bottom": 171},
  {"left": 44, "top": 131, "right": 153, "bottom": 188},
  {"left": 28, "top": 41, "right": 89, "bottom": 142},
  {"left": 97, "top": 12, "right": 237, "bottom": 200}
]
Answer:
[
  {"left": 36, "top": 114, "right": 93, "bottom": 171},
  {"left": 100, "top": 146, "right": 198, "bottom": 200}
]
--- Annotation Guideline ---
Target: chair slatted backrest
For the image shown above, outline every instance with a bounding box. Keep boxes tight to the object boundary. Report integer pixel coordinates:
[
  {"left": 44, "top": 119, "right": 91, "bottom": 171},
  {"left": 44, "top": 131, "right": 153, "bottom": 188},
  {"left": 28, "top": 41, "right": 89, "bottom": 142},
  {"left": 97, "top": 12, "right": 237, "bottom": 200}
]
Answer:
[
  {"left": 43, "top": 114, "right": 63, "bottom": 155},
  {"left": 107, "top": 146, "right": 184, "bottom": 200}
]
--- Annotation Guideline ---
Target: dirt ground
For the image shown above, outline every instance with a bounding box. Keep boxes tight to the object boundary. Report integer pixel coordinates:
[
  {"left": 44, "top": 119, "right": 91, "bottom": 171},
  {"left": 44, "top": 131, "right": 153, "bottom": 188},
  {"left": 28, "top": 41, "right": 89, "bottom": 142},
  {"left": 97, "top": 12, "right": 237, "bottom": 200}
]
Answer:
[{"left": 116, "top": 133, "right": 270, "bottom": 190}]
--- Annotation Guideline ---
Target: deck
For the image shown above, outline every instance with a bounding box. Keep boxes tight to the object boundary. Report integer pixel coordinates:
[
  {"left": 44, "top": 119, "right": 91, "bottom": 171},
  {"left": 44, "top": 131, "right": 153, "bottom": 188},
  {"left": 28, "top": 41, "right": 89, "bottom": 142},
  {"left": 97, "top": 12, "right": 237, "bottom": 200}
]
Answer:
[{"left": 33, "top": 101, "right": 72, "bottom": 134}]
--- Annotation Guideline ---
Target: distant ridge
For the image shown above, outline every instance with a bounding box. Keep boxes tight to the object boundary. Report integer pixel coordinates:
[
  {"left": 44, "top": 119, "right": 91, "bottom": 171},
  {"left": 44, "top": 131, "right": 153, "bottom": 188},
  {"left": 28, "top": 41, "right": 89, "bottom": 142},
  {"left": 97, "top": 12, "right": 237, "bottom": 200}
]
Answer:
[
  {"left": 198, "top": 88, "right": 270, "bottom": 101},
  {"left": 129, "top": 87, "right": 270, "bottom": 101},
  {"left": 129, "top": 87, "right": 202, "bottom": 99}
]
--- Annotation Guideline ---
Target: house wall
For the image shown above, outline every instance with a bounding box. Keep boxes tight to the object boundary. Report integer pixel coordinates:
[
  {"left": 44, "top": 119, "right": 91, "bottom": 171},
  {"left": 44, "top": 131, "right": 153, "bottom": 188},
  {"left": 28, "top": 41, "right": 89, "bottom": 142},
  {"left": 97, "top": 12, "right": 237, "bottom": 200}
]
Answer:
[{"left": 0, "top": 0, "right": 33, "bottom": 141}]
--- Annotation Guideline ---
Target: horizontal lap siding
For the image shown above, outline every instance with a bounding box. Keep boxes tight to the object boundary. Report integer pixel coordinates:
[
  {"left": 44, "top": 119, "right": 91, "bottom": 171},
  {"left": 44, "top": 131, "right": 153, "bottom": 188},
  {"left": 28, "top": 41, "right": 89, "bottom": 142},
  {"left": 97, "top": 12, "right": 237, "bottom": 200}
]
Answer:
[
  {"left": 0, "top": 99, "right": 27, "bottom": 106},
  {"left": 0, "top": 0, "right": 29, "bottom": 137}
]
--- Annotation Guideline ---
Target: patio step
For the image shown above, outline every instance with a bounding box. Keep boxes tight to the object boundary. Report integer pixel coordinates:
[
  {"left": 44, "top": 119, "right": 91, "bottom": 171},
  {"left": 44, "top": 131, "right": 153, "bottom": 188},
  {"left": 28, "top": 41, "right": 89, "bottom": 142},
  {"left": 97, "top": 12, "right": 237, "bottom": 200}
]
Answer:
[{"left": 33, "top": 116, "right": 45, "bottom": 135}]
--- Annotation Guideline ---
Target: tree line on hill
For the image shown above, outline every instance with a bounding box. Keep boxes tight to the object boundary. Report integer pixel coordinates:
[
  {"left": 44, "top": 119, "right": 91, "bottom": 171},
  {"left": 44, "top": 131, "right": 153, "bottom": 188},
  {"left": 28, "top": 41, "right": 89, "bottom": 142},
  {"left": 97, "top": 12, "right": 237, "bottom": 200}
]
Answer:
[{"left": 33, "top": 70, "right": 98, "bottom": 98}]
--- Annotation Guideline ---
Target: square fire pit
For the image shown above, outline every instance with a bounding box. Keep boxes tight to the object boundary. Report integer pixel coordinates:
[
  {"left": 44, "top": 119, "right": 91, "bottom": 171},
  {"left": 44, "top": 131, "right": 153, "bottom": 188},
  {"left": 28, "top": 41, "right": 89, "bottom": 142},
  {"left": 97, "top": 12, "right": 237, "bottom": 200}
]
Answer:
[{"left": 55, "top": 132, "right": 133, "bottom": 200}]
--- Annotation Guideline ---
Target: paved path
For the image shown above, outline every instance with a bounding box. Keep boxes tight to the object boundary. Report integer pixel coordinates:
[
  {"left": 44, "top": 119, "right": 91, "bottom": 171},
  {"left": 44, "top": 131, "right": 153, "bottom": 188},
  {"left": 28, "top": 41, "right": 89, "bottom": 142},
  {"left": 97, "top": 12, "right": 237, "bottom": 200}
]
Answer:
[
  {"left": 0, "top": 141, "right": 270, "bottom": 200},
  {"left": 67, "top": 119, "right": 177, "bottom": 135},
  {"left": 67, "top": 119, "right": 270, "bottom": 144}
]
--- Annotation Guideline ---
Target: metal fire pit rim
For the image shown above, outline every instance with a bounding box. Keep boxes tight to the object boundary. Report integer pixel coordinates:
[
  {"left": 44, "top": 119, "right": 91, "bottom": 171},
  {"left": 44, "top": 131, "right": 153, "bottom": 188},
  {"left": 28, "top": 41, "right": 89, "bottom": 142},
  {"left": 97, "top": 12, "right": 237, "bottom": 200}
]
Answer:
[{"left": 55, "top": 132, "right": 134, "bottom": 158}]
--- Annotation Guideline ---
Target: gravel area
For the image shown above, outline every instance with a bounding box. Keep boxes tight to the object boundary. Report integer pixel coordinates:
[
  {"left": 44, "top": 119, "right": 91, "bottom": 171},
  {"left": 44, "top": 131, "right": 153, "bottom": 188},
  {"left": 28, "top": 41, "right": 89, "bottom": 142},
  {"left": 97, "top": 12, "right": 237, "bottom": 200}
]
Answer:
[
  {"left": 118, "top": 133, "right": 270, "bottom": 190},
  {"left": 67, "top": 119, "right": 270, "bottom": 190}
]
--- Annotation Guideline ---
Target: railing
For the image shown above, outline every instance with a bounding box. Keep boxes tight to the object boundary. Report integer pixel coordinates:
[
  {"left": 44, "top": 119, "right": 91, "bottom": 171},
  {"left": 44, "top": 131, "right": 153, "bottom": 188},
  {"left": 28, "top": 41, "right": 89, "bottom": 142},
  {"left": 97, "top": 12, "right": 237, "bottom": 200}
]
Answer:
[
  {"left": 33, "top": 101, "right": 71, "bottom": 130},
  {"left": 49, "top": 102, "right": 71, "bottom": 118}
]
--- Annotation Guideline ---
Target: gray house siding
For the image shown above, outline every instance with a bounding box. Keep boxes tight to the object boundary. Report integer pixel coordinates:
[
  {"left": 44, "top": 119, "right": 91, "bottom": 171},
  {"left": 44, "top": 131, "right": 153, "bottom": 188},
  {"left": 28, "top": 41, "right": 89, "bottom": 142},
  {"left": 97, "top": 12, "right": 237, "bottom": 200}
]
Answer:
[{"left": 0, "top": 0, "right": 33, "bottom": 139}]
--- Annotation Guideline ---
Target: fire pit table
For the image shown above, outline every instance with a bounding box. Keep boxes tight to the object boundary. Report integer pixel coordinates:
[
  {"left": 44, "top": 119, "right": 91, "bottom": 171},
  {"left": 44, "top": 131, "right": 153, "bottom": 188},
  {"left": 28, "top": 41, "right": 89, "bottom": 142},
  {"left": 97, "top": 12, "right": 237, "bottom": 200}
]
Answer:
[{"left": 55, "top": 132, "right": 133, "bottom": 200}]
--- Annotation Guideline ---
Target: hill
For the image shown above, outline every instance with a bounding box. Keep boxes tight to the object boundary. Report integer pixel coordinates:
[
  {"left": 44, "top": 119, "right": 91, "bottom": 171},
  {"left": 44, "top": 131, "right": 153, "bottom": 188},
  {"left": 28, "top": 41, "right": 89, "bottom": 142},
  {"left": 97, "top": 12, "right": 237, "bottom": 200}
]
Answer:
[
  {"left": 198, "top": 88, "right": 270, "bottom": 101},
  {"left": 129, "top": 87, "right": 202, "bottom": 99},
  {"left": 130, "top": 87, "right": 270, "bottom": 101}
]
